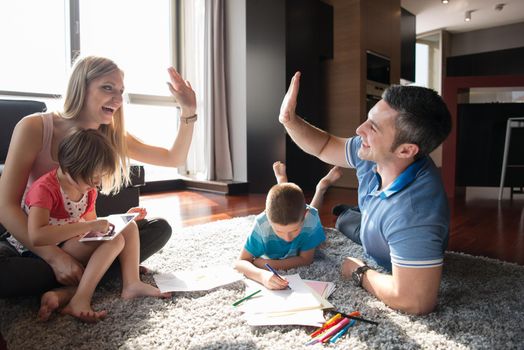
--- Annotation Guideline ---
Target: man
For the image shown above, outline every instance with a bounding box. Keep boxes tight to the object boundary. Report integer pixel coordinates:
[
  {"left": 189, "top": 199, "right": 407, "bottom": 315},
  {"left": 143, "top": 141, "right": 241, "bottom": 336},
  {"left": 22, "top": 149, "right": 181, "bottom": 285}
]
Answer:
[{"left": 279, "top": 72, "right": 451, "bottom": 315}]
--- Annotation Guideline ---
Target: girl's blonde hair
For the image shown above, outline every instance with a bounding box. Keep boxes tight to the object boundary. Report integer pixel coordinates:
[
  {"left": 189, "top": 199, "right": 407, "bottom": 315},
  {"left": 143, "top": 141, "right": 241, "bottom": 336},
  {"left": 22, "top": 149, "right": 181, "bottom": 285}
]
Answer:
[{"left": 61, "top": 56, "right": 130, "bottom": 194}]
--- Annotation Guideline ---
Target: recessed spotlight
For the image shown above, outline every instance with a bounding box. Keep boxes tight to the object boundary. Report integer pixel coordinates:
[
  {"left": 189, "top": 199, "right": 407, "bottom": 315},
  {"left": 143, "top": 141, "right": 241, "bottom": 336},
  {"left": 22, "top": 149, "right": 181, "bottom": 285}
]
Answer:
[
  {"left": 465, "top": 10, "right": 472, "bottom": 22},
  {"left": 442, "top": 0, "right": 449, "bottom": 4},
  {"left": 494, "top": 3, "right": 505, "bottom": 11}
]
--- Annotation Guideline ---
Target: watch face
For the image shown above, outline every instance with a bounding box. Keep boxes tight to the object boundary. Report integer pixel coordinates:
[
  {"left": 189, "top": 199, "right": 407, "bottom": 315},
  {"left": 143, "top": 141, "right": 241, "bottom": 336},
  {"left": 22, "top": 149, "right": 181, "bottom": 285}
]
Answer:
[
  {"left": 352, "top": 270, "right": 361, "bottom": 287},
  {"left": 352, "top": 265, "right": 369, "bottom": 287}
]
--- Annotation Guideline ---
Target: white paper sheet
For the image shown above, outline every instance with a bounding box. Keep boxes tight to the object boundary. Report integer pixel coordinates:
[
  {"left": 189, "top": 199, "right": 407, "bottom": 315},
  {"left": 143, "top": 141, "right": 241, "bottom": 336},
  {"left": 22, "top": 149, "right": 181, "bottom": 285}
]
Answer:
[
  {"left": 153, "top": 266, "right": 243, "bottom": 292},
  {"left": 243, "top": 308, "right": 325, "bottom": 327},
  {"left": 238, "top": 274, "right": 333, "bottom": 314}
]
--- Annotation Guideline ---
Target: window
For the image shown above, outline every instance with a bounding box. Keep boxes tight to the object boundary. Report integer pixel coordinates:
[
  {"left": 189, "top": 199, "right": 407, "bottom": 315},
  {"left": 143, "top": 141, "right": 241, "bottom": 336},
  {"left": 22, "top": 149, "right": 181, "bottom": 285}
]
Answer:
[
  {"left": 79, "top": 0, "right": 173, "bottom": 96},
  {"left": 79, "top": 0, "right": 181, "bottom": 181},
  {"left": 0, "top": 0, "right": 68, "bottom": 95},
  {"left": 0, "top": 0, "right": 205, "bottom": 183}
]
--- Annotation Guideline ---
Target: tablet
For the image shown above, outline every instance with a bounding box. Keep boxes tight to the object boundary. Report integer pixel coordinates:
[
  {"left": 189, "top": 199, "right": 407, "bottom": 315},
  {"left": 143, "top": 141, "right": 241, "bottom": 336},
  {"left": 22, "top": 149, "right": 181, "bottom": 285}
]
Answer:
[{"left": 79, "top": 212, "right": 139, "bottom": 242}]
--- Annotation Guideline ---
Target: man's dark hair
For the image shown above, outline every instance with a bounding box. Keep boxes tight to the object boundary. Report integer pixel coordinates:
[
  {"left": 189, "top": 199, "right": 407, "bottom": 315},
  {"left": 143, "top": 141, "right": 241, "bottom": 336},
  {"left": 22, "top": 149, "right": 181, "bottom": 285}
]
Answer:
[{"left": 382, "top": 85, "right": 452, "bottom": 159}]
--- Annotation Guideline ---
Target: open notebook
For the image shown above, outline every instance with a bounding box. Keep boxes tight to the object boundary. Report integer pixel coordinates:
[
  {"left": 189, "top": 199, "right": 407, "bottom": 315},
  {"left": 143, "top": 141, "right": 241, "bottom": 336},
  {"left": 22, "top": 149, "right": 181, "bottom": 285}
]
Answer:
[{"left": 237, "top": 274, "right": 334, "bottom": 326}]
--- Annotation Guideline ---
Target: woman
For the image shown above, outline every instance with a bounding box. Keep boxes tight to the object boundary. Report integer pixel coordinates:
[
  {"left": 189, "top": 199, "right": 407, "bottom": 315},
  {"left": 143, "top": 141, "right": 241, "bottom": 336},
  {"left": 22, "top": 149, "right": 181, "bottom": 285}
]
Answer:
[{"left": 0, "top": 56, "right": 196, "bottom": 308}]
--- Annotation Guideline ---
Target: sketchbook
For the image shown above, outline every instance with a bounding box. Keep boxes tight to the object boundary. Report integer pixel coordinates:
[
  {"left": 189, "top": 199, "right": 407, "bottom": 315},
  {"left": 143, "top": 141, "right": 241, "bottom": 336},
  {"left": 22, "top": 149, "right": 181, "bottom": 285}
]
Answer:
[
  {"left": 79, "top": 213, "right": 139, "bottom": 242},
  {"left": 303, "top": 280, "right": 336, "bottom": 299}
]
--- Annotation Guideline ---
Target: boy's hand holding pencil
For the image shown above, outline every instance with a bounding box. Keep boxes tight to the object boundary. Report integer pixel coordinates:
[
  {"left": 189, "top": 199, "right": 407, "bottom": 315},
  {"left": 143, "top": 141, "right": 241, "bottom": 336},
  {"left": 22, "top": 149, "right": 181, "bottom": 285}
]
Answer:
[
  {"left": 264, "top": 263, "right": 291, "bottom": 290},
  {"left": 261, "top": 269, "right": 289, "bottom": 290}
]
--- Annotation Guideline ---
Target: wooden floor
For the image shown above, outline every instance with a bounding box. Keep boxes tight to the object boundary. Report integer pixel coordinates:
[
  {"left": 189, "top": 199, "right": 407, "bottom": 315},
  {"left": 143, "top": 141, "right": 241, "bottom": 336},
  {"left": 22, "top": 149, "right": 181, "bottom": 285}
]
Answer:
[{"left": 140, "top": 187, "right": 524, "bottom": 266}]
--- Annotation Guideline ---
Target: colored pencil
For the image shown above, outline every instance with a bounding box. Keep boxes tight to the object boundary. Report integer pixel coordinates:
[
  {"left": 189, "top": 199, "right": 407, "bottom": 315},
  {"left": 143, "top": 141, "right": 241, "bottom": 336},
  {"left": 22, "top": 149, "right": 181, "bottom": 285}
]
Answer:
[{"left": 232, "top": 289, "right": 262, "bottom": 306}]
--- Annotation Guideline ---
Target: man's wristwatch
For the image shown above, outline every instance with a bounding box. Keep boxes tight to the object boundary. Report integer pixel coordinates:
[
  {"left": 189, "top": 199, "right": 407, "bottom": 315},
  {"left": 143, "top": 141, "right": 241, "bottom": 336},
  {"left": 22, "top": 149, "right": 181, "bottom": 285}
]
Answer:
[{"left": 352, "top": 263, "right": 372, "bottom": 288}]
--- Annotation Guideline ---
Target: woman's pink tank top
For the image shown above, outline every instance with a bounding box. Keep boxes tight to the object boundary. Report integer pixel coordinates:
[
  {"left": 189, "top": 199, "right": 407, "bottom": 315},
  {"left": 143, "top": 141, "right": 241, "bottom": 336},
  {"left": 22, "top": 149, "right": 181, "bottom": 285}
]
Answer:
[{"left": 28, "top": 113, "right": 59, "bottom": 187}]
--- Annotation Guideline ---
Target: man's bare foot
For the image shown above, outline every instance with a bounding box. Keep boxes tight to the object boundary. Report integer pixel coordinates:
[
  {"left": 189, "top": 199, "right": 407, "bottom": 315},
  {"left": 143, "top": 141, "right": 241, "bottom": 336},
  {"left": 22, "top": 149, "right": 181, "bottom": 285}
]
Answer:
[
  {"left": 38, "top": 286, "right": 76, "bottom": 321},
  {"left": 121, "top": 281, "right": 171, "bottom": 300},
  {"left": 317, "top": 166, "right": 343, "bottom": 192},
  {"left": 273, "top": 161, "right": 288, "bottom": 184},
  {"left": 61, "top": 300, "right": 107, "bottom": 323}
]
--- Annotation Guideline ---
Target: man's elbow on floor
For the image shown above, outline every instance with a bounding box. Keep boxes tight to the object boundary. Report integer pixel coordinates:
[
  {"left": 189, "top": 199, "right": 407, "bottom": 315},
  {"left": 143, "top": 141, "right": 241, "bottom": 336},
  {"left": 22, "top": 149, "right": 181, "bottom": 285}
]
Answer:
[{"left": 387, "top": 294, "right": 438, "bottom": 316}]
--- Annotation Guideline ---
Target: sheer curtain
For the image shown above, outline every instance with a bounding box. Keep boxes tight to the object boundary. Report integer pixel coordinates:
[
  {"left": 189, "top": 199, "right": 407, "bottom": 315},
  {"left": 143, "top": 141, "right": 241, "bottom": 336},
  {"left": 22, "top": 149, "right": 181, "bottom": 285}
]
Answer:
[{"left": 183, "top": 0, "right": 232, "bottom": 181}]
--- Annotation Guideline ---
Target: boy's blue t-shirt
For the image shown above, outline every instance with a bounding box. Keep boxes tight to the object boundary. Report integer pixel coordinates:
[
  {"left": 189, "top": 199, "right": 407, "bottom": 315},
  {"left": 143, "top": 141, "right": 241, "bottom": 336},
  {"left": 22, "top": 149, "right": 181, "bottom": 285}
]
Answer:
[{"left": 244, "top": 205, "right": 325, "bottom": 259}]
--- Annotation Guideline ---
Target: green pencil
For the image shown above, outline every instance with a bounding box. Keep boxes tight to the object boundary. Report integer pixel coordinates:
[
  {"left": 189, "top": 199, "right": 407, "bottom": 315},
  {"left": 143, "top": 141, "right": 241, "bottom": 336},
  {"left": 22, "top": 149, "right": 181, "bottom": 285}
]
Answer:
[{"left": 232, "top": 289, "right": 262, "bottom": 306}]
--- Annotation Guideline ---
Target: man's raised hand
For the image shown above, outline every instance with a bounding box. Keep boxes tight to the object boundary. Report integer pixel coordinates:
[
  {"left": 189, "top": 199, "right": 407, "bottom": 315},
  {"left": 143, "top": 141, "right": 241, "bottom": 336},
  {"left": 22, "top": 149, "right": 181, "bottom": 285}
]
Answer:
[{"left": 279, "top": 71, "right": 301, "bottom": 125}]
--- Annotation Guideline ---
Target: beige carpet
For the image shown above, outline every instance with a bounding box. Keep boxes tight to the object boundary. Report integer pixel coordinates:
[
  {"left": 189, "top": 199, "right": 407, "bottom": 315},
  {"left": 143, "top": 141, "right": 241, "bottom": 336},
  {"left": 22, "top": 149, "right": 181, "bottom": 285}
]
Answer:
[{"left": 1, "top": 216, "right": 523, "bottom": 349}]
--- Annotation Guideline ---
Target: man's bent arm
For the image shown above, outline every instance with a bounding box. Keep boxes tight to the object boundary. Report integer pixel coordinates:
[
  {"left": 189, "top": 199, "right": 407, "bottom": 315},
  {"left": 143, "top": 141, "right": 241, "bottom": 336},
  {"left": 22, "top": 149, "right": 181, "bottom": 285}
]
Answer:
[
  {"left": 365, "top": 265, "right": 442, "bottom": 315},
  {"left": 343, "top": 257, "right": 442, "bottom": 315}
]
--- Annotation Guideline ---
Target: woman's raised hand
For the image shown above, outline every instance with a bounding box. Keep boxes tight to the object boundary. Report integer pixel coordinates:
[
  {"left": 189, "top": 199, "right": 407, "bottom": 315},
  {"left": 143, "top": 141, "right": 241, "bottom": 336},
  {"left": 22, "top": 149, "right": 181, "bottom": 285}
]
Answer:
[{"left": 167, "top": 67, "right": 196, "bottom": 116}]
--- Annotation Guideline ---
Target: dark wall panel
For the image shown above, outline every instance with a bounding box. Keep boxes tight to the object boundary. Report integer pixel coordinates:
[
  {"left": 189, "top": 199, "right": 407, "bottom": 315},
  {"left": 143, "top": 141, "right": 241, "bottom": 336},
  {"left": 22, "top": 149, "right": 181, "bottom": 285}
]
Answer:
[
  {"left": 447, "top": 47, "right": 524, "bottom": 76},
  {"left": 456, "top": 103, "right": 524, "bottom": 187}
]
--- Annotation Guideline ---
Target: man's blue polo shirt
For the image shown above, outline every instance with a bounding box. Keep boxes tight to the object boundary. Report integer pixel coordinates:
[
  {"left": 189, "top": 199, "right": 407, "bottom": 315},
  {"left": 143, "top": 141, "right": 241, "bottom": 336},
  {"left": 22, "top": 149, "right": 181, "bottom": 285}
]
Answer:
[{"left": 345, "top": 136, "right": 449, "bottom": 271}]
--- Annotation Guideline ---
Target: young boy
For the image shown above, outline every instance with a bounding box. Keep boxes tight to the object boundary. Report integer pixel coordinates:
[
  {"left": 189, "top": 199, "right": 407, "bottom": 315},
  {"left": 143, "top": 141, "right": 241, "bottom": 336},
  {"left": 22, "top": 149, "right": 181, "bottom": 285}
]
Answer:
[
  {"left": 235, "top": 161, "right": 342, "bottom": 290},
  {"left": 11, "top": 129, "right": 169, "bottom": 322}
]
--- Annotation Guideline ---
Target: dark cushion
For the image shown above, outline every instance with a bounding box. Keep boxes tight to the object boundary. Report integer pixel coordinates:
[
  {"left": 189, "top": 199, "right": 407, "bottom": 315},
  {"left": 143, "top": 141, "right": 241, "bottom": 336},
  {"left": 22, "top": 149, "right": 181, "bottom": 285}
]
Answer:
[{"left": 0, "top": 99, "right": 47, "bottom": 164}]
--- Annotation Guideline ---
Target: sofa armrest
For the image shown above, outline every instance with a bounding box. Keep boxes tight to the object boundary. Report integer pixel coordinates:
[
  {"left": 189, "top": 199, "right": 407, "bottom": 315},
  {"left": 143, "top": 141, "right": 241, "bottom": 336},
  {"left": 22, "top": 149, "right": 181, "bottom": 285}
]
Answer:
[
  {"left": 95, "top": 165, "right": 146, "bottom": 217},
  {"left": 129, "top": 165, "right": 145, "bottom": 187}
]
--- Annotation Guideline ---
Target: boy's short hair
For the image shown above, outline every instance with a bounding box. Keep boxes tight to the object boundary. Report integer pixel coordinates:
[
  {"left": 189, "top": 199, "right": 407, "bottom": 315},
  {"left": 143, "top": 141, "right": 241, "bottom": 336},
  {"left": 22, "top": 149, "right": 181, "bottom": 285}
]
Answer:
[
  {"left": 266, "top": 182, "right": 306, "bottom": 225},
  {"left": 58, "top": 128, "right": 117, "bottom": 187}
]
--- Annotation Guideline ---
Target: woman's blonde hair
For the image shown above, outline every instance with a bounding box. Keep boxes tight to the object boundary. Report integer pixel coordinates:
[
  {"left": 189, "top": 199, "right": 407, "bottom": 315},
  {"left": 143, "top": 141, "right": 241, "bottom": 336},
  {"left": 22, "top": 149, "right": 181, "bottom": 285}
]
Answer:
[{"left": 61, "top": 56, "right": 130, "bottom": 194}]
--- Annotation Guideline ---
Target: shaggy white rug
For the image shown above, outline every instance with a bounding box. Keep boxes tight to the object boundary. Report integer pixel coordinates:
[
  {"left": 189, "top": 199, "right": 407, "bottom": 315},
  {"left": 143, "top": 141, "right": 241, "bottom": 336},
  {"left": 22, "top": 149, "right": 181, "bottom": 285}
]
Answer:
[{"left": 1, "top": 215, "right": 523, "bottom": 350}]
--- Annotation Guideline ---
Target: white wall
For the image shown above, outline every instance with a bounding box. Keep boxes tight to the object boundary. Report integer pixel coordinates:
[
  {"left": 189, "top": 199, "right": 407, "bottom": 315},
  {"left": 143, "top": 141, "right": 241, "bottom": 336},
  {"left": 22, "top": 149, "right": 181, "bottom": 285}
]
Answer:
[{"left": 450, "top": 22, "right": 524, "bottom": 56}]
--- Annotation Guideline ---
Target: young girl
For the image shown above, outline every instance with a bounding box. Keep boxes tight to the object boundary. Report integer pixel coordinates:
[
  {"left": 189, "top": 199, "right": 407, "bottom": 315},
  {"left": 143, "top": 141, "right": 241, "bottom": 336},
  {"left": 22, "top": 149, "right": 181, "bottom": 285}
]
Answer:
[{"left": 18, "top": 129, "right": 170, "bottom": 322}]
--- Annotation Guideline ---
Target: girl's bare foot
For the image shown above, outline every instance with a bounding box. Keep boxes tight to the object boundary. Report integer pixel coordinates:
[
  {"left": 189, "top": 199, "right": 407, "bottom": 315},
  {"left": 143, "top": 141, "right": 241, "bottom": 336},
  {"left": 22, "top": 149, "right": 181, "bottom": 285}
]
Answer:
[
  {"left": 273, "top": 161, "right": 288, "bottom": 184},
  {"left": 121, "top": 281, "right": 171, "bottom": 300},
  {"left": 61, "top": 299, "right": 107, "bottom": 323},
  {"left": 317, "top": 166, "right": 343, "bottom": 192},
  {"left": 139, "top": 265, "right": 151, "bottom": 275},
  {"left": 38, "top": 286, "right": 76, "bottom": 321}
]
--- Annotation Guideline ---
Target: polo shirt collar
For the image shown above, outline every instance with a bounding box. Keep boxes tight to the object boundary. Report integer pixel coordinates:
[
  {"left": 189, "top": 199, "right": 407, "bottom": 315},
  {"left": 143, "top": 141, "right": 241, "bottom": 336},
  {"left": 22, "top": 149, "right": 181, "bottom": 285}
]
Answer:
[{"left": 373, "top": 157, "right": 427, "bottom": 199}]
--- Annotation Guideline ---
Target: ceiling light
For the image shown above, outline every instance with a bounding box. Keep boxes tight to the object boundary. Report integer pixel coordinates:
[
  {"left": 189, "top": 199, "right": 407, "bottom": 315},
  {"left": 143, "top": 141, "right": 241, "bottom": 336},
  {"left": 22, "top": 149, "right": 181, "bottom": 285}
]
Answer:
[
  {"left": 442, "top": 0, "right": 449, "bottom": 4},
  {"left": 464, "top": 10, "right": 472, "bottom": 22},
  {"left": 494, "top": 3, "right": 505, "bottom": 11}
]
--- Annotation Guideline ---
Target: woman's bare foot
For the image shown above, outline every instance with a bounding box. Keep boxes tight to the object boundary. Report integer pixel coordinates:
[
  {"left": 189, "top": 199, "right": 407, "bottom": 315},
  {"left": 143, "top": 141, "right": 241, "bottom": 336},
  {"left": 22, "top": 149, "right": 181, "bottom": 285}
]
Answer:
[
  {"left": 61, "top": 299, "right": 107, "bottom": 323},
  {"left": 38, "top": 286, "right": 76, "bottom": 321},
  {"left": 121, "top": 281, "right": 171, "bottom": 300},
  {"left": 316, "top": 166, "right": 343, "bottom": 192},
  {"left": 273, "top": 161, "right": 288, "bottom": 184}
]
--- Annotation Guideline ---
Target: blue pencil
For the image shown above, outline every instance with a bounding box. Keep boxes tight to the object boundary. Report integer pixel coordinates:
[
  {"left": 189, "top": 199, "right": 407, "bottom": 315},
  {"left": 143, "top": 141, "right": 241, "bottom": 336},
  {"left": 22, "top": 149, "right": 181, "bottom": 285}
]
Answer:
[
  {"left": 329, "top": 319, "right": 355, "bottom": 343},
  {"left": 264, "top": 263, "right": 291, "bottom": 290}
]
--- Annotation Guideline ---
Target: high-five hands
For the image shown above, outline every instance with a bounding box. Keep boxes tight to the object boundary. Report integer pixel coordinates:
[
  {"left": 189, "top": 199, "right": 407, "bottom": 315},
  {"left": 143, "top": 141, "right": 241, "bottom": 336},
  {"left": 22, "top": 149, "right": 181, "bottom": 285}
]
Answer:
[{"left": 279, "top": 71, "right": 301, "bottom": 125}]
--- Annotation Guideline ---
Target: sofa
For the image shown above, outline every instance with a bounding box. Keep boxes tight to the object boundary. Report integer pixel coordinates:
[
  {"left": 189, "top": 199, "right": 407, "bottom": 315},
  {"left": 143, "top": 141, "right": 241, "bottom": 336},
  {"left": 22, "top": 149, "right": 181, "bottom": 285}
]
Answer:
[{"left": 0, "top": 98, "right": 144, "bottom": 219}]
